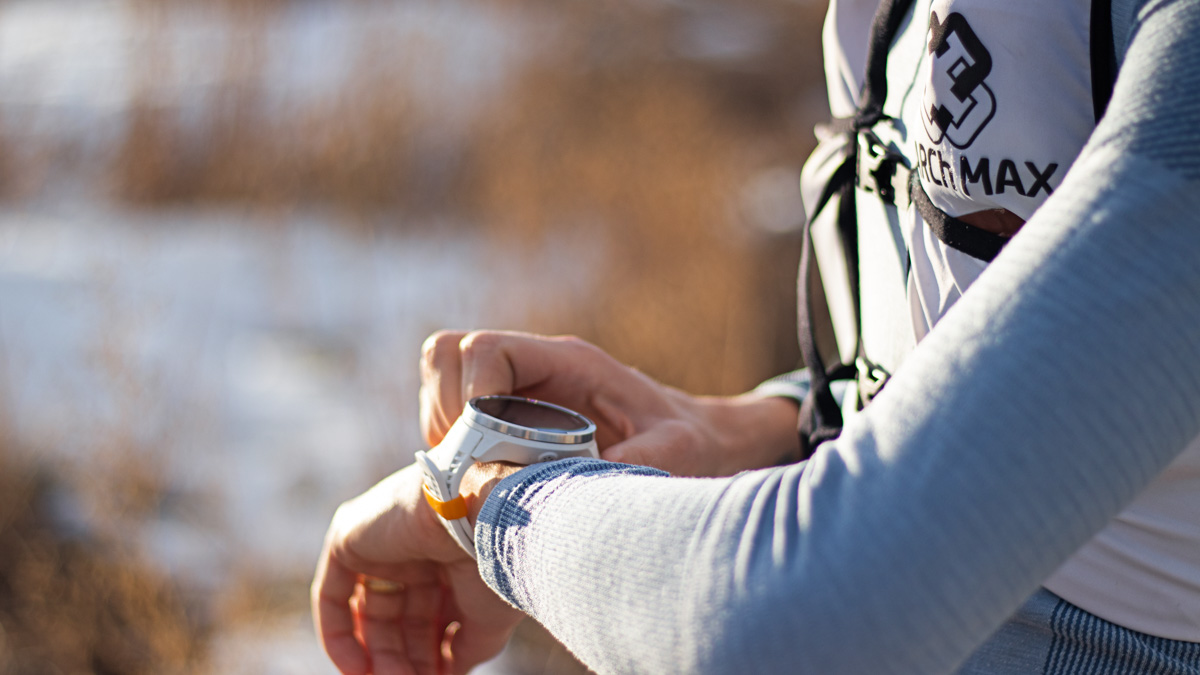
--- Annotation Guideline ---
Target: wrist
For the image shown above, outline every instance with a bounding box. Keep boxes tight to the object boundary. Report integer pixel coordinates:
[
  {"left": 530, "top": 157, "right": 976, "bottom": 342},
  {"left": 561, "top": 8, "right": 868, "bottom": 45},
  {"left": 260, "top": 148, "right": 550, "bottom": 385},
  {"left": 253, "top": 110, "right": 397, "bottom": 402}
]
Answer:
[
  {"left": 699, "top": 393, "right": 801, "bottom": 470},
  {"left": 366, "top": 463, "right": 467, "bottom": 562},
  {"left": 459, "top": 461, "right": 524, "bottom": 528}
]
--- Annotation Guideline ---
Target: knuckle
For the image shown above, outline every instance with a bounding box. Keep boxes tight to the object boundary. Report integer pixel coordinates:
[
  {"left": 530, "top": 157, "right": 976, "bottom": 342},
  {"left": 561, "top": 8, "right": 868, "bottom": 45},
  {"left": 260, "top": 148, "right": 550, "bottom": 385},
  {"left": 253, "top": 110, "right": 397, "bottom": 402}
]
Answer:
[
  {"left": 459, "top": 330, "right": 502, "bottom": 358},
  {"left": 421, "top": 330, "right": 463, "bottom": 364},
  {"left": 330, "top": 499, "right": 360, "bottom": 531},
  {"left": 555, "top": 334, "right": 591, "bottom": 353},
  {"left": 329, "top": 502, "right": 350, "bottom": 529},
  {"left": 556, "top": 334, "right": 605, "bottom": 361}
]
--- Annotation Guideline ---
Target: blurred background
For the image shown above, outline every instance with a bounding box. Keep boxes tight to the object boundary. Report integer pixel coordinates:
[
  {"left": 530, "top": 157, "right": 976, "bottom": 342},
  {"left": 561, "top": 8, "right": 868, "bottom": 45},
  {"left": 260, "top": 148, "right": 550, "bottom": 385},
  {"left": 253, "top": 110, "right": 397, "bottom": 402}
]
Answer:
[{"left": 0, "top": 0, "right": 826, "bottom": 672}]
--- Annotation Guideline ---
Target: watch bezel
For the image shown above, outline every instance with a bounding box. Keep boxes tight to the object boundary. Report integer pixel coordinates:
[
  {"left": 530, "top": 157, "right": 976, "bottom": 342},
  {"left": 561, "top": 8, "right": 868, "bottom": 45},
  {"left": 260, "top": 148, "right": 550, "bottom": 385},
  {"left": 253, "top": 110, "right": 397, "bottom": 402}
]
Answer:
[{"left": 465, "top": 395, "right": 597, "bottom": 445}]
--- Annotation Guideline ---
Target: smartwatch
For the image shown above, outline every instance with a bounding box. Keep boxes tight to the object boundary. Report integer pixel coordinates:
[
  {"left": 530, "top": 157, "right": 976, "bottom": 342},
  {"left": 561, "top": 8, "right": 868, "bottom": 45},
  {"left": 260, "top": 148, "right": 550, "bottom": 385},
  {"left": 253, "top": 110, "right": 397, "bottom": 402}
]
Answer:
[{"left": 415, "top": 395, "right": 599, "bottom": 558}]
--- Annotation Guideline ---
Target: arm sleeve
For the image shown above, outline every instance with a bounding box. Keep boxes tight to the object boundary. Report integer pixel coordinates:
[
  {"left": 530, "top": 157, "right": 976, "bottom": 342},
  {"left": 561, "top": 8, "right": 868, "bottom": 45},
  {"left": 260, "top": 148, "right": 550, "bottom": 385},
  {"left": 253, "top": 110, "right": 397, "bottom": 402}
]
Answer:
[
  {"left": 474, "top": 2, "right": 1200, "bottom": 673},
  {"left": 752, "top": 369, "right": 811, "bottom": 404}
]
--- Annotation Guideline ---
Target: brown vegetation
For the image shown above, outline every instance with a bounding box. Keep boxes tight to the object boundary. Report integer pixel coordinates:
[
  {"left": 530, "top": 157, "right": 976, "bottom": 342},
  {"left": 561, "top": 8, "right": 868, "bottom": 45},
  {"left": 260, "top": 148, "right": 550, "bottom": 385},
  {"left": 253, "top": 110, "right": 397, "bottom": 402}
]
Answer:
[
  {"left": 463, "top": 0, "right": 825, "bottom": 393},
  {"left": 0, "top": 439, "right": 209, "bottom": 675},
  {"left": 107, "top": 0, "right": 825, "bottom": 393},
  {"left": 1, "top": 2, "right": 828, "bottom": 670}
]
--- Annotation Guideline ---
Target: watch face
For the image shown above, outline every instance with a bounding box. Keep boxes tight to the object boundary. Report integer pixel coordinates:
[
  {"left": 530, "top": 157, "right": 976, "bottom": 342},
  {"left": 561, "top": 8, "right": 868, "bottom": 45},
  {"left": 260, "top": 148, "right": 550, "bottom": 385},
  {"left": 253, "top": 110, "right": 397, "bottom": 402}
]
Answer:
[{"left": 472, "top": 396, "right": 589, "bottom": 432}]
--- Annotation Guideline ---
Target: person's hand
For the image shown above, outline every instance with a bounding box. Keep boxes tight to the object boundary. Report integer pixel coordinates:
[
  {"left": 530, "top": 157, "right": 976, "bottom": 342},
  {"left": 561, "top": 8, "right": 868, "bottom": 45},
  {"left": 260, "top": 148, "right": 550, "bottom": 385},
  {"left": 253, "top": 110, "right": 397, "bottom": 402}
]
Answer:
[
  {"left": 311, "top": 463, "right": 524, "bottom": 675},
  {"left": 419, "top": 330, "right": 800, "bottom": 477}
]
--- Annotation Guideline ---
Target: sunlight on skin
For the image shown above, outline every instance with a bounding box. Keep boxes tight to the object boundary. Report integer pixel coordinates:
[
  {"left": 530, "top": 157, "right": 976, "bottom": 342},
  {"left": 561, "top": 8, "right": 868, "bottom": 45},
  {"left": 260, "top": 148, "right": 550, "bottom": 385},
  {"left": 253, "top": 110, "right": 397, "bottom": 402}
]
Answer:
[{"left": 312, "top": 462, "right": 524, "bottom": 675}]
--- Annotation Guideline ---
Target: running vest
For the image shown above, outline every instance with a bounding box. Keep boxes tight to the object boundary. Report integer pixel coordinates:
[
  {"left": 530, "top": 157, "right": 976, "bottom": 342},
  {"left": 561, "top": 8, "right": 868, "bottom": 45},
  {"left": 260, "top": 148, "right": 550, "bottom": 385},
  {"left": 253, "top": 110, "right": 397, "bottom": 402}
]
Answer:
[{"left": 799, "top": 0, "right": 1200, "bottom": 642}]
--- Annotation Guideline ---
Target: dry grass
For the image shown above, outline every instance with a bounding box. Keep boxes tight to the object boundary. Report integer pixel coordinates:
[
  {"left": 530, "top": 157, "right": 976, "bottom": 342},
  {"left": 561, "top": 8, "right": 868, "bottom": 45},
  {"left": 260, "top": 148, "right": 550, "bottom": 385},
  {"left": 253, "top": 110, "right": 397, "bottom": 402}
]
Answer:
[
  {"left": 104, "top": 0, "right": 825, "bottom": 393},
  {"left": 105, "top": 0, "right": 825, "bottom": 389},
  {"left": 0, "top": 438, "right": 209, "bottom": 675},
  {"left": 464, "top": 0, "right": 825, "bottom": 393},
  {"left": 113, "top": 4, "right": 430, "bottom": 216},
  {"left": 0, "top": 329, "right": 206, "bottom": 674},
  {"left": 0, "top": 3, "right": 827, "bottom": 668},
  {"left": 469, "top": 59, "right": 767, "bottom": 392}
]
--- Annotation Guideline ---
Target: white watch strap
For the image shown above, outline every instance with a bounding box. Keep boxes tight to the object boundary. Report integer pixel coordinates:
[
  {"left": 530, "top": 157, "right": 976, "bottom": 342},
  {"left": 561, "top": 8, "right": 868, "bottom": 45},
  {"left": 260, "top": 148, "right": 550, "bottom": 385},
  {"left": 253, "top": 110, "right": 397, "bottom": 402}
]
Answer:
[
  {"left": 414, "top": 401, "right": 602, "bottom": 561},
  {"left": 415, "top": 450, "right": 478, "bottom": 558}
]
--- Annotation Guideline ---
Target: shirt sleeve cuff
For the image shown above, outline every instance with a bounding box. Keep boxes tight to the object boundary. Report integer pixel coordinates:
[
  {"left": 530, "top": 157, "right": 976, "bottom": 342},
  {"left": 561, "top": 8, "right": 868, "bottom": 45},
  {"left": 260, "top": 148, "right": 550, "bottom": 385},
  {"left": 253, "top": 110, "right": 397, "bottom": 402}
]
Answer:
[
  {"left": 752, "top": 369, "right": 812, "bottom": 404},
  {"left": 474, "top": 458, "right": 668, "bottom": 609}
]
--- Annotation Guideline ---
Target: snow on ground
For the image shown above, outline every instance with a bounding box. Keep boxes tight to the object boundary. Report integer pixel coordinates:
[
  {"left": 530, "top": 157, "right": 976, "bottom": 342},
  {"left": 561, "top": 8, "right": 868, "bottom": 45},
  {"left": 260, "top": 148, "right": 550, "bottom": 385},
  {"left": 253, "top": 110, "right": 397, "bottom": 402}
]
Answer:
[
  {"left": 0, "top": 3, "right": 589, "bottom": 670},
  {"left": 0, "top": 0, "right": 805, "bottom": 670},
  {"left": 0, "top": 198, "right": 599, "bottom": 672}
]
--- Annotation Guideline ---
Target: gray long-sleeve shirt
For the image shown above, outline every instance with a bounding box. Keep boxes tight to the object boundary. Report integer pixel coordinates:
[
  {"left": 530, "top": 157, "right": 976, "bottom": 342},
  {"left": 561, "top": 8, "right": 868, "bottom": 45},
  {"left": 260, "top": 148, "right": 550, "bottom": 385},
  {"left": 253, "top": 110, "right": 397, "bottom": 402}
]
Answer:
[{"left": 475, "top": 0, "right": 1200, "bottom": 672}]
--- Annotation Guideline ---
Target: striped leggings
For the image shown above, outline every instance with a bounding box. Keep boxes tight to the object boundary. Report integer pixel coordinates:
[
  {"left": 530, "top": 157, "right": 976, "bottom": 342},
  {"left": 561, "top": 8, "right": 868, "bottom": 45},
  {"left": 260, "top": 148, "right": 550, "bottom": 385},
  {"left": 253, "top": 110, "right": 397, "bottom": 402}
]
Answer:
[{"left": 957, "top": 589, "right": 1200, "bottom": 674}]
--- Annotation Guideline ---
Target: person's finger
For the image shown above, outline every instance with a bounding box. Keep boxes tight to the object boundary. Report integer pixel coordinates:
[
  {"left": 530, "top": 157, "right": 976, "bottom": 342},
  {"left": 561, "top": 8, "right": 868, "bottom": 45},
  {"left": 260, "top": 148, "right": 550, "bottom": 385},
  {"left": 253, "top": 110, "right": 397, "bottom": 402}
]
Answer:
[
  {"left": 358, "top": 580, "right": 416, "bottom": 675},
  {"left": 400, "top": 581, "right": 449, "bottom": 675},
  {"left": 420, "top": 330, "right": 467, "bottom": 446},
  {"left": 458, "top": 331, "right": 669, "bottom": 455},
  {"left": 419, "top": 385, "right": 450, "bottom": 448},
  {"left": 442, "top": 618, "right": 519, "bottom": 675},
  {"left": 459, "top": 331, "right": 605, "bottom": 402},
  {"left": 312, "top": 553, "right": 370, "bottom": 675},
  {"left": 435, "top": 562, "right": 525, "bottom": 674},
  {"left": 351, "top": 586, "right": 367, "bottom": 650}
]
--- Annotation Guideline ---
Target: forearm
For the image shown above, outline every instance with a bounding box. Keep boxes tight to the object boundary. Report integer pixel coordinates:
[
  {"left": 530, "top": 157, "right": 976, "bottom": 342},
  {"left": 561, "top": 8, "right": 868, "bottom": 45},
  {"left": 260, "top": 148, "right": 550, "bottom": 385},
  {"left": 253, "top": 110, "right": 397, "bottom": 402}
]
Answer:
[
  {"left": 474, "top": 459, "right": 716, "bottom": 673},
  {"left": 693, "top": 392, "right": 802, "bottom": 470},
  {"left": 473, "top": 2, "right": 1200, "bottom": 671},
  {"left": 477, "top": 153, "right": 1200, "bottom": 674}
]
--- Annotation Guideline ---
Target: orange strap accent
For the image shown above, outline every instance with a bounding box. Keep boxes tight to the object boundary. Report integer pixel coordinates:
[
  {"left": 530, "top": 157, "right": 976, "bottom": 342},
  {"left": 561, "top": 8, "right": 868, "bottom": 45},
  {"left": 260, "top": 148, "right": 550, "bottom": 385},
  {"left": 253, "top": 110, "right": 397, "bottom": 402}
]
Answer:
[{"left": 423, "top": 484, "right": 469, "bottom": 521}]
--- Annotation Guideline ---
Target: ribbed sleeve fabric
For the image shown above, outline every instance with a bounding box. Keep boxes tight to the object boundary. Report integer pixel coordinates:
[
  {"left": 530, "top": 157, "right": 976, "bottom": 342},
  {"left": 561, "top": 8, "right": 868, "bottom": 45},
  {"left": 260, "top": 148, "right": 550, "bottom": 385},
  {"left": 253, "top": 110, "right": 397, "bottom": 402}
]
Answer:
[
  {"left": 475, "top": 1, "right": 1200, "bottom": 673},
  {"left": 751, "top": 369, "right": 812, "bottom": 404}
]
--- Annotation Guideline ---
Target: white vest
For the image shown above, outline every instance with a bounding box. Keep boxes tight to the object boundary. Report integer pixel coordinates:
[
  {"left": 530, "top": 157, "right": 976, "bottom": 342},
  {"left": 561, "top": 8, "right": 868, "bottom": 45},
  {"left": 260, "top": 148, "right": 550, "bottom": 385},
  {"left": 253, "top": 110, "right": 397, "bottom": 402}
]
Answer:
[{"left": 816, "top": 0, "right": 1200, "bottom": 642}]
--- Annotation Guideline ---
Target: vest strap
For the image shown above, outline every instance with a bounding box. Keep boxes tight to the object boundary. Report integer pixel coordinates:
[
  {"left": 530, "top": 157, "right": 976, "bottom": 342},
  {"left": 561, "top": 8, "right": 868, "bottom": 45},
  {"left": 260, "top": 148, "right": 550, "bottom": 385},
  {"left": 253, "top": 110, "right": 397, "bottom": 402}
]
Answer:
[
  {"left": 796, "top": 0, "right": 915, "bottom": 456},
  {"left": 1090, "top": 0, "right": 1116, "bottom": 122},
  {"left": 857, "top": 0, "right": 919, "bottom": 127},
  {"left": 797, "top": 159, "right": 856, "bottom": 458},
  {"left": 797, "top": 0, "right": 1117, "bottom": 454},
  {"left": 911, "top": 174, "right": 1008, "bottom": 262}
]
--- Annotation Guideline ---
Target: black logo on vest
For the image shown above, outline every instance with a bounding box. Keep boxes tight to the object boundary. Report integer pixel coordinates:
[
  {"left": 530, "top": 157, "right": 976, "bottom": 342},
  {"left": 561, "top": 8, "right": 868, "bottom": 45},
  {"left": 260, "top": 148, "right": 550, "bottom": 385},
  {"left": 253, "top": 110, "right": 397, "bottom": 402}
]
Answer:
[{"left": 922, "top": 12, "right": 995, "bottom": 149}]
